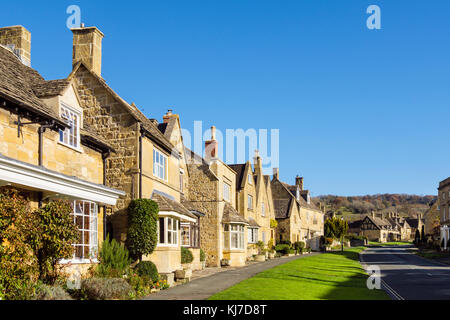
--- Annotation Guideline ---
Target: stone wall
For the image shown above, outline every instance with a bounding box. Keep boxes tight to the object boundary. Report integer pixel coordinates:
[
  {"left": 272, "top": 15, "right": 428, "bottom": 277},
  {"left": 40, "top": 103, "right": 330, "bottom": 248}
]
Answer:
[
  {"left": 73, "top": 66, "right": 140, "bottom": 242},
  {"left": 187, "top": 163, "right": 220, "bottom": 267}
]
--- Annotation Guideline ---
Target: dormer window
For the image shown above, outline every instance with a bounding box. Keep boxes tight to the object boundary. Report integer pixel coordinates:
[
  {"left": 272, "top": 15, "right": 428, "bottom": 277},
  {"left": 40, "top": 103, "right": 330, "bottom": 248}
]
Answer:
[{"left": 59, "top": 104, "right": 80, "bottom": 149}]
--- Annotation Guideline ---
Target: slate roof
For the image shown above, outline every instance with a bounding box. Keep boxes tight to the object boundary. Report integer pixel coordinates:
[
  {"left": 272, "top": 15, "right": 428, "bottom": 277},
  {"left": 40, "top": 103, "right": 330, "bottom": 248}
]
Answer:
[
  {"left": 222, "top": 203, "right": 249, "bottom": 225},
  {"left": 151, "top": 193, "right": 197, "bottom": 220},
  {"left": 273, "top": 198, "right": 293, "bottom": 219},
  {"left": 228, "top": 164, "right": 247, "bottom": 190}
]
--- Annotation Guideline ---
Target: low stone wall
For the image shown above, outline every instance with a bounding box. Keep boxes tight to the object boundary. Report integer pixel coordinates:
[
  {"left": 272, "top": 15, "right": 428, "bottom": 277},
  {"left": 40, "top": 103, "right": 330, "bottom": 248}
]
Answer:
[{"left": 190, "top": 248, "right": 203, "bottom": 271}]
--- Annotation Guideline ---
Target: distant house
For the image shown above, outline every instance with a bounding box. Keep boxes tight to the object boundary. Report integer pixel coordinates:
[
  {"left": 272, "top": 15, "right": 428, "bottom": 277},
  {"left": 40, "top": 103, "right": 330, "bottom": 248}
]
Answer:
[
  {"left": 423, "top": 199, "right": 440, "bottom": 239},
  {"left": 359, "top": 214, "right": 401, "bottom": 242},
  {"left": 271, "top": 171, "right": 324, "bottom": 250},
  {"left": 439, "top": 178, "right": 450, "bottom": 248}
]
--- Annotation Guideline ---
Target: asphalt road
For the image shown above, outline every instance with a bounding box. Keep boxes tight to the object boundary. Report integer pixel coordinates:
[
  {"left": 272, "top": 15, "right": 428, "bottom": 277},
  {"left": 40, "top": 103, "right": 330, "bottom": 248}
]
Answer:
[{"left": 360, "top": 245, "right": 450, "bottom": 300}]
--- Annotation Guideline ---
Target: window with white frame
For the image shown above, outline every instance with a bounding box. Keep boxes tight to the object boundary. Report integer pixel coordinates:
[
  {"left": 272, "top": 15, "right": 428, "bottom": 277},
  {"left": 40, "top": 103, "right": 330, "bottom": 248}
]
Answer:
[
  {"left": 248, "top": 174, "right": 252, "bottom": 184},
  {"left": 69, "top": 200, "right": 98, "bottom": 261},
  {"left": 223, "top": 182, "right": 231, "bottom": 202},
  {"left": 261, "top": 202, "right": 265, "bottom": 217},
  {"left": 59, "top": 104, "right": 80, "bottom": 149},
  {"left": 224, "top": 224, "right": 245, "bottom": 250},
  {"left": 248, "top": 195, "right": 253, "bottom": 209},
  {"left": 181, "top": 223, "right": 190, "bottom": 247},
  {"left": 158, "top": 217, "right": 179, "bottom": 246},
  {"left": 153, "top": 149, "right": 167, "bottom": 180},
  {"left": 248, "top": 228, "right": 258, "bottom": 244}
]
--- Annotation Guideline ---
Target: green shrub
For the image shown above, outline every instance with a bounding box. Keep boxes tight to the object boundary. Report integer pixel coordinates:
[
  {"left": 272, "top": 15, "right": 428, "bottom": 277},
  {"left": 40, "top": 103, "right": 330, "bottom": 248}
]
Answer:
[
  {"left": 135, "top": 261, "right": 159, "bottom": 283},
  {"left": 200, "top": 249, "right": 206, "bottom": 262},
  {"left": 126, "top": 199, "right": 159, "bottom": 262},
  {"left": 81, "top": 278, "right": 134, "bottom": 300},
  {"left": 181, "top": 247, "right": 194, "bottom": 264},
  {"left": 96, "top": 235, "right": 131, "bottom": 278},
  {"left": 32, "top": 201, "right": 79, "bottom": 284},
  {"left": 274, "top": 244, "right": 290, "bottom": 255},
  {"left": 35, "top": 284, "right": 73, "bottom": 300},
  {"left": 0, "top": 188, "right": 39, "bottom": 300},
  {"left": 256, "top": 241, "right": 265, "bottom": 254}
]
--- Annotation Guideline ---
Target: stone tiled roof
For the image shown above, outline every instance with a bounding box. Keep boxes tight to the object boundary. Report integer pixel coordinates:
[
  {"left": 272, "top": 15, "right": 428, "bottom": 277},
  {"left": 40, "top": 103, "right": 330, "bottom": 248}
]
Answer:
[
  {"left": 151, "top": 193, "right": 197, "bottom": 220},
  {"left": 0, "top": 45, "right": 66, "bottom": 127},
  {"left": 364, "top": 215, "right": 392, "bottom": 229},
  {"left": 32, "top": 79, "right": 70, "bottom": 98},
  {"left": 405, "top": 218, "right": 422, "bottom": 229},
  {"left": 80, "top": 124, "right": 115, "bottom": 152},
  {"left": 180, "top": 197, "right": 206, "bottom": 217},
  {"left": 247, "top": 217, "right": 261, "bottom": 228},
  {"left": 222, "top": 203, "right": 249, "bottom": 225}
]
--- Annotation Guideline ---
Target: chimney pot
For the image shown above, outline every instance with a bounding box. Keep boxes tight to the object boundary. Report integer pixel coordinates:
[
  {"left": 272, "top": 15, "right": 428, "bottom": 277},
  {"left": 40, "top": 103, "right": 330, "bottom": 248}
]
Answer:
[
  {"left": 205, "top": 126, "right": 218, "bottom": 161},
  {"left": 163, "top": 109, "right": 174, "bottom": 124},
  {"left": 253, "top": 150, "right": 262, "bottom": 176},
  {"left": 296, "top": 176, "right": 304, "bottom": 191}
]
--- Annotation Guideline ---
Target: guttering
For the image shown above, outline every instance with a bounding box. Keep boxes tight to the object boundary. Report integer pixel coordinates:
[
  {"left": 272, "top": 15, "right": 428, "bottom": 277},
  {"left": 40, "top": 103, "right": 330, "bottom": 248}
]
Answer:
[{"left": 0, "top": 154, "right": 125, "bottom": 205}]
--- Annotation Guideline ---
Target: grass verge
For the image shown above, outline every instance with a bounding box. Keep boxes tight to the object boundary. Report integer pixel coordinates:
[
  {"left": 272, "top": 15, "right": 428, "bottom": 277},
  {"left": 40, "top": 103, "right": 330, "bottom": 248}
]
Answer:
[
  {"left": 368, "top": 241, "right": 412, "bottom": 246},
  {"left": 208, "top": 247, "right": 389, "bottom": 300}
]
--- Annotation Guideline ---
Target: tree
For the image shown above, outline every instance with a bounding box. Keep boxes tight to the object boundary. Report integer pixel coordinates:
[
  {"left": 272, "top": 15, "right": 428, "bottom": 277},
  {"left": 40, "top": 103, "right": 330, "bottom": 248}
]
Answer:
[
  {"left": 324, "top": 217, "right": 348, "bottom": 252},
  {"left": 32, "top": 201, "right": 79, "bottom": 284},
  {"left": 126, "top": 199, "right": 159, "bottom": 262}
]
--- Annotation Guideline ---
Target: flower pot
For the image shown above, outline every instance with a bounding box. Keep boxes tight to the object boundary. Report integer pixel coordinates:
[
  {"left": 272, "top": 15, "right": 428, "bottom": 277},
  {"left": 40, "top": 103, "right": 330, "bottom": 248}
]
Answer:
[{"left": 255, "top": 254, "right": 266, "bottom": 262}]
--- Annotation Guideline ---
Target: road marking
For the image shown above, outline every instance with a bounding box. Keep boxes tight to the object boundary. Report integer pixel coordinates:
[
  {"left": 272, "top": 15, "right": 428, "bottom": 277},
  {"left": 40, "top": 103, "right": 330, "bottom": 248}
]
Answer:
[{"left": 360, "top": 249, "right": 405, "bottom": 301}]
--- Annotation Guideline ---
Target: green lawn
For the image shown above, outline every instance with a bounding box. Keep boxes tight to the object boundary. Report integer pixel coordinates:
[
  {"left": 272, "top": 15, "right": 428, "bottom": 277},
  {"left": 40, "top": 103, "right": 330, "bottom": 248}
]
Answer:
[
  {"left": 208, "top": 248, "right": 389, "bottom": 300},
  {"left": 368, "top": 241, "right": 412, "bottom": 246}
]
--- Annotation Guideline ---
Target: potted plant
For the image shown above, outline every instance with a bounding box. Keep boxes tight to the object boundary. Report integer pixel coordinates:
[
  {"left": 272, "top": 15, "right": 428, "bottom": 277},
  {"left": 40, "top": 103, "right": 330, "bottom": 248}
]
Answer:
[
  {"left": 255, "top": 241, "right": 266, "bottom": 262},
  {"left": 200, "top": 249, "right": 206, "bottom": 270}
]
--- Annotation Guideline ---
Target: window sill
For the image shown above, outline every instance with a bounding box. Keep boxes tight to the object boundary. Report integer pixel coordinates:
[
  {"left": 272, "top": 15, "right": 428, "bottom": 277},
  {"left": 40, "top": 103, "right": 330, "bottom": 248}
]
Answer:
[
  {"left": 58, "top": 141, "right": 83, "bottom": 154},
  {"left": 59, "top": 258, "right": 99, "bottom": 265}
]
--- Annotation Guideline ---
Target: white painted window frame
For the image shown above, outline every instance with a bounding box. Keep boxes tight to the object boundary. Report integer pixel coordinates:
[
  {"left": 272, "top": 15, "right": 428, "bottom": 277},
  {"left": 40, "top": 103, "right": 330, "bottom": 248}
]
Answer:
[
  {"left": 153, "top": 148, "right": 168, "bottom": 181},
  {"left": 59, "top": 103, "right": 81, "bottom": 152}
]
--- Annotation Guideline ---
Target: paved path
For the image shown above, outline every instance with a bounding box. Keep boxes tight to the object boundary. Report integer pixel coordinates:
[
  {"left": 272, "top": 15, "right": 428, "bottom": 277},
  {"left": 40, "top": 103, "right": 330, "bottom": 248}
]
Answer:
[
  {"left": 144, "top": 253, "right": 319, "bottom": 300},
  {"left": 360, "top": 245, "right": 450, "bottom": 300}
]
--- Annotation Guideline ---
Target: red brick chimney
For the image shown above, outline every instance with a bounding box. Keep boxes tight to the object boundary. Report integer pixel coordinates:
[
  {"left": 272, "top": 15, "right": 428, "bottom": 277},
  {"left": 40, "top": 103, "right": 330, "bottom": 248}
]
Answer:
[
  {"left": 205, "top": 126, "right": 218, "bottom": 161},
  {"left": 163, "top": 109, "right": 174, "bottom": 124},
  {"left": 296, "top": 176, "right": 304, "bottom": 191}
]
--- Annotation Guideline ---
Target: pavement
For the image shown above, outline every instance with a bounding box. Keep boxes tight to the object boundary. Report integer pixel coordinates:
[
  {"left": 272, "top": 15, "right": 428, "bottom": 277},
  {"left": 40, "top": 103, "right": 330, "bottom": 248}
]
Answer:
[
  {"left": 360, "top": 245, "right": 450, "bottom": 300},
  {"left": 143, "top": 253, "right": 319, "bottom": 300}
]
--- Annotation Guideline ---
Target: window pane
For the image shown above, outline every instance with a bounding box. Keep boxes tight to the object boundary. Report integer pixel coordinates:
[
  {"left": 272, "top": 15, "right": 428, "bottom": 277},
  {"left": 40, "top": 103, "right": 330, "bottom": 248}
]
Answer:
[{"left": 159, "top": 218, "right": 165, "bottom": 244}]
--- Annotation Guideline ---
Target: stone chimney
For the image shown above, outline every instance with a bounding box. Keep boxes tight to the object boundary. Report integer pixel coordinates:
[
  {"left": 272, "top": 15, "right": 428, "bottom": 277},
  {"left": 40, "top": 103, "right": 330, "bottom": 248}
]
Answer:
[
  {"left": 163, "top": 109, "right": 174, "bottom": 124},
  {"left": 253, "top": 150, "right": 262, "bottom": 176},
  {"left": 371, "top": 210, "right": 375, "bottom": 218},
  {"left": 72, "top": 26, "right": 104, "bottom": 76},
  {"left": 0, "top": 26, "right": 31, "bottom": 66},
  {"left": 296, "top": 176, "right": 304, "bottom": 191},
  {"left": 205, "top": 126, "right": 218, "bottom": 161},
  {"left": 273, "top": 168, "right": 279, "bottom": 180}
]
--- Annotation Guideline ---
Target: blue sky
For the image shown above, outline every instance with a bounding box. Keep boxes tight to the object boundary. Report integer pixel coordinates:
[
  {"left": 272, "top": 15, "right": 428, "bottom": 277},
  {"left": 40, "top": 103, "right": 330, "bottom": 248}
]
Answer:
[{"left": 2, "top": 1, "right": 449, "bottom": 196}]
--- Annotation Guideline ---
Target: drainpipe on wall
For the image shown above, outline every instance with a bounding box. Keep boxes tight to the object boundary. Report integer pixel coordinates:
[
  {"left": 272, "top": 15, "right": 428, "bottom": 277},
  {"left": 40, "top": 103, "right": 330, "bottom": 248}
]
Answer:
[
  {"left": 102, "top": 151, "right": 111, "bottom": 241},
  {"left": 37, "top": 122, "right": 55, "bottom": 208},
  {"left": 139, "top": 126, "right": 144, "bottom": 199}
]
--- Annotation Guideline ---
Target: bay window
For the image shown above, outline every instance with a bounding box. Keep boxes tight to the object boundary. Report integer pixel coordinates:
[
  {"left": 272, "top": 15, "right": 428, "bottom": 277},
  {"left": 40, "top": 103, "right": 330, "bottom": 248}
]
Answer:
[
  {"left": 68, "top": 200, "right": 98, "bottom": 262},
  {"left": 224, "top": 224, "right": 245, "bottom": 250},
  {"left": 158, "top": 217, "right": 179, "bottom": 246}
]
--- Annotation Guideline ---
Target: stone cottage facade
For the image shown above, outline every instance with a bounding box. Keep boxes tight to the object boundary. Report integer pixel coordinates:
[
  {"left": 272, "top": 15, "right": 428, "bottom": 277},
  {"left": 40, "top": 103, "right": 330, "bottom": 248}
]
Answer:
[
  {"left": 229, "top": 151, "right": 276, "bottom": 257},
  {"left": 66, "top": 26, "right": 196, "bottom": 275},
  {"left": 185, "top": 127, "right": 249, "bottom": 267},
  {"left": 271, "top": 171, "right": 324, "bottom": 250},
  {"left": 0, "top": 26, "right": 124, "bottom": 275}
]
